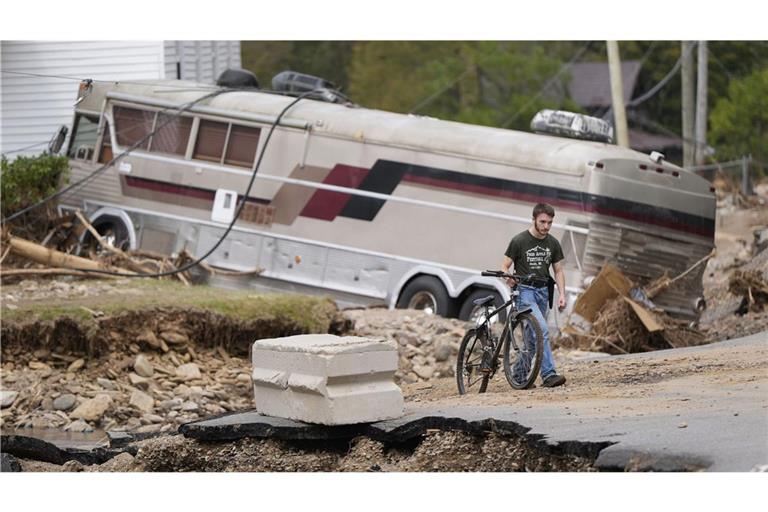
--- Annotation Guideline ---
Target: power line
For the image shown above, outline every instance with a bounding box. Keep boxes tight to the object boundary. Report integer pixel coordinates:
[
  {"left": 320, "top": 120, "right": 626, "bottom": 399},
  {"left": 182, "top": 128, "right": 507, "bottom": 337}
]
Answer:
[
  {"left": 406, "top": 42, "right": 527, "bottom": 115},
  {"left": 499, "top": 41, "right": 593, "bottom": 129},
  {"left": 2, "top": 83, "right": 323, "bottom": 279},
  {"left": 2, "top": 89, "right": 227, "bottom": 224},
  {"left": 0, "top": 70, "right": 220, "bottom": 91},
  {"left": 43, "top": 90, "right": 319, "bottom": 279},
  {"left": 627, "top": 41, "right": 696, "bottom": 108},
  {"left": 1, "top": 140, "right": 50, "bottom": 155},
  {"left": 408, "top": 66, "right": 476, "bottom": 115}
]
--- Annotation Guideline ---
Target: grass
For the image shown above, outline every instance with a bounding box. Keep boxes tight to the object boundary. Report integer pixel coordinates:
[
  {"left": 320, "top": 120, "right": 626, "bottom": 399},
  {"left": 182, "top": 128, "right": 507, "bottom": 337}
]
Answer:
[{"left": 0, "top": 280, "right": 339, "bottom": 333}]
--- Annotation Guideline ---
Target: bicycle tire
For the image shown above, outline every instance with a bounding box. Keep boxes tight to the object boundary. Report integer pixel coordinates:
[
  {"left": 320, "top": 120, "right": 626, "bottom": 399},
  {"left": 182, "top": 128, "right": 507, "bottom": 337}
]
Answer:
[
  {"left": 456, "top": 328, "right": 490, "bottom": 394},
  {"left": 502, "top": 312, "right": 544, "bottom": 390}
]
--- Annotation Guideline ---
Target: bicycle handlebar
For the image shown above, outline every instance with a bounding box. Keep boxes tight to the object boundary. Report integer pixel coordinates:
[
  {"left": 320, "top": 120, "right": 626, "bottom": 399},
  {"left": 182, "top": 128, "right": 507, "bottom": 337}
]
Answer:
[{"left": 481, "top": 270, "right": 550, "bottom": 285}]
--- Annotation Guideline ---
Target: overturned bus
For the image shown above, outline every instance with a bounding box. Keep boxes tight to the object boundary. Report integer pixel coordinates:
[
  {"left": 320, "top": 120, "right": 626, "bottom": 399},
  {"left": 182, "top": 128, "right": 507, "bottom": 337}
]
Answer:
[{"left": 59, "top": 72, "right": 715, "bottom": 325}]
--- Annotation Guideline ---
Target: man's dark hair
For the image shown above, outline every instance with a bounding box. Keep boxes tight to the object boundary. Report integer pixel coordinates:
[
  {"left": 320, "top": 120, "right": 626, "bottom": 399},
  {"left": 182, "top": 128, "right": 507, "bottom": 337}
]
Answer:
[{"left": 532, "top": 203, "right": 555, "bottom": 218}]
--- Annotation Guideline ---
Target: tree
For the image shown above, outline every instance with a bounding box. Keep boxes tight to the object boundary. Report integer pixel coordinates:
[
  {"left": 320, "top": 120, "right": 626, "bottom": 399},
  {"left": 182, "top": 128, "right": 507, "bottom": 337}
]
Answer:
[
  {"left": 709, "top": 66, "right": 768, "bottom": 175},
  {"left": 347, "top": 41, "right": 582, "bottom": 130},
  {"left": 240, "top": 41, "right": 354, "bottom": 90},
  {"left": 238, "top": 40, "right": 768, "bottom": 164}
]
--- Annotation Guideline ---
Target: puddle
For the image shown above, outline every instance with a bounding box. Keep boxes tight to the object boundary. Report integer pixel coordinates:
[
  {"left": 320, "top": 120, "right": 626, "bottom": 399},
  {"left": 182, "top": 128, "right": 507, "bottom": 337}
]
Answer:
[{"left": 2, "top": 427, "right": 109, "bottom": 451}]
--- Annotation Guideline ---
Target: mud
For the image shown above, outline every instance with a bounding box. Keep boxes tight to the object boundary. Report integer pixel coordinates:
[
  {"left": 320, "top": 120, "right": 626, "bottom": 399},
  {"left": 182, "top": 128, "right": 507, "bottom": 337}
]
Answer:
[{"left": 1, "top": 306, "right": 347, "bottom": 358}]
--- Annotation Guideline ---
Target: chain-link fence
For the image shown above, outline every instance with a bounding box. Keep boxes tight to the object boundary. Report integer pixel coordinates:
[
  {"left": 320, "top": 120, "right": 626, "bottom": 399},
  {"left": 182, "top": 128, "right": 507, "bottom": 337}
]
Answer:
[{"left": 687, "top": 155, "right": 756, "bottom": 196}]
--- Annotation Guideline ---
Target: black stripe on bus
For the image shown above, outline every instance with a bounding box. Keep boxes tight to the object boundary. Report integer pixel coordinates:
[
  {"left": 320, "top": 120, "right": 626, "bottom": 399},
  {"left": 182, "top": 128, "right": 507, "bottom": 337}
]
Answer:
[{"left": 338, "top": 160, "right": 715, "bottom": 237}]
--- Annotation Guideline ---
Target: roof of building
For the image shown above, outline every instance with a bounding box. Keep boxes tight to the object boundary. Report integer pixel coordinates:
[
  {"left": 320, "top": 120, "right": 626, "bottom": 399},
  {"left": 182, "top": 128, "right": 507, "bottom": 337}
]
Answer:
[
  {"left": 567, "top": 60, "right": 642, "bottom": 108},
  {"left": 628, "top": 129, "right": 682, "bottom": 151}
]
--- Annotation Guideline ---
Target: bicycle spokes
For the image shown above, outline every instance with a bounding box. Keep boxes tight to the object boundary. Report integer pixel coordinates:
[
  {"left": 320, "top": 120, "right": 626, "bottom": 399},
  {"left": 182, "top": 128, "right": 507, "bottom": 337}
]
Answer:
[
  {"left": 503, "top": 314, "right": 544, "bottom": 390},
  {"left": 457, "top": 330, "right": 491, "bottom": 394}
]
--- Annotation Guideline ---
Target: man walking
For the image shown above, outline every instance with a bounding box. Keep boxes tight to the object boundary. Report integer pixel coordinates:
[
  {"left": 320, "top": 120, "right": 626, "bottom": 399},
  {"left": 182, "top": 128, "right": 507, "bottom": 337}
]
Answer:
[{"left": 501, "top": 203, "right": 567, "bottom": 388}]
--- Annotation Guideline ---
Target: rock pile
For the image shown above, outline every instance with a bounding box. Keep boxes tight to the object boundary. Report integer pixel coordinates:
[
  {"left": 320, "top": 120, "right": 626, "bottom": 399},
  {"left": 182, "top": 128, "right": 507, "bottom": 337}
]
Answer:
[
  {"left": 0, "top": 307, "right": 470, "bottom": 436},
  {"left": 0, "top": 347, "right": 254, "bottom": 434},
  {"left": 342, "top": 308, "right": 469, "bottom": 384}
]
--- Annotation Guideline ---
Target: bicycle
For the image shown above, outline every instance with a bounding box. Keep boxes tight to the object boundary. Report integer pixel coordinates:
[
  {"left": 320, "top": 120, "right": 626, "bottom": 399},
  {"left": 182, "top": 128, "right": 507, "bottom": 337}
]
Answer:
[{"left": 456, "top": 270, "right": 545, "bottom": 394}]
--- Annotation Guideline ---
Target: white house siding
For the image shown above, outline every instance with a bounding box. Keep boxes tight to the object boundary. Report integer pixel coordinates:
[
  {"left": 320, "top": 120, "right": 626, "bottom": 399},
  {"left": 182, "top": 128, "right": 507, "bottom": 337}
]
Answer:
[
  {"left": 165, "top": 40, "right": 241, "bottom": 85},
  {"left": 1, "top": 40, "right": 241, "bottom": 158}
]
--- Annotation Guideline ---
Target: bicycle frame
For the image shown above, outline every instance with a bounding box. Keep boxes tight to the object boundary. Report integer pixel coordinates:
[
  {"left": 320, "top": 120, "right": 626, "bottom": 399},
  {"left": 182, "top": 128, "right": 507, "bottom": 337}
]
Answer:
[
  {"left": 475, "top": 290, "right": 533, "bottom": 374},
  {"left": 457, "top": 269, "right": 546, "bottom": 393}
]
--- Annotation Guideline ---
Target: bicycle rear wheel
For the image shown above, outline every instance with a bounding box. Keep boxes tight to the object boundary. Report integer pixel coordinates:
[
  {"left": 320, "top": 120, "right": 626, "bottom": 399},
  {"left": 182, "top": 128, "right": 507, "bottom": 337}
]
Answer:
[
  {"left": 456, "top": 328, "right": 490, "bottom": 394},
  {"left": 502, "top": 312, "right": 543, "bottom": 390}
]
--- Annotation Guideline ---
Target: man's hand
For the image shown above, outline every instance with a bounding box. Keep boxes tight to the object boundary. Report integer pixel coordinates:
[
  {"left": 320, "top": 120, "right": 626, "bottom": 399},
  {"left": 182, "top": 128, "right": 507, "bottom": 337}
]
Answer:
[
  {"left": 501, "top": 256, "right": 515, "bottom": 288},
  {"left": 557, "top": 294, "right": 566, "bottom": 311}
]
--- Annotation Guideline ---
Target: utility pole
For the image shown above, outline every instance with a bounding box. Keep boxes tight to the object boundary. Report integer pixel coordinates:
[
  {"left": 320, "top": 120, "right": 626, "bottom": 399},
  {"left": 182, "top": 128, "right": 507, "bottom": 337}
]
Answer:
[
  {"left": 695, "top": 41, "right": 709, "bottom": 166},
  {"left": 681, "top": 41, "right": 696, "bottom": 168},
  {"left": 607, "top": 41, "right": 629, "bottom": 147}
]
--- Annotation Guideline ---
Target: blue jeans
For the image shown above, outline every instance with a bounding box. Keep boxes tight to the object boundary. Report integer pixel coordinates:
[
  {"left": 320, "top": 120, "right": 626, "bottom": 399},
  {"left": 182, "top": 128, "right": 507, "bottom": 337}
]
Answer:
[{"left": 516, "top": 285, "right": 557, "bottom": 380}]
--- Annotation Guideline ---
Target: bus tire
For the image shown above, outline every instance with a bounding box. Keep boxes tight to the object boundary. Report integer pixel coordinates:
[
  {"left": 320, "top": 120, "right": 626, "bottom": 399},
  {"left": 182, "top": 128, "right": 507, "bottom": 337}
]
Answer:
[
  {"left": 80, "top": 216, "right": 131, "bottom": 254},
  {"left": 396, "top": 275, "right": 454, "bottom": 317}
]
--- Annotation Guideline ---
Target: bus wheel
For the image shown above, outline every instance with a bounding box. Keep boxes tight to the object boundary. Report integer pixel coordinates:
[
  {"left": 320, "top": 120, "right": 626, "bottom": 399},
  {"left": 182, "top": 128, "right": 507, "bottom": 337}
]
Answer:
[
  {"left": 80, "top": 217, "right": 131, "bottom": 255},
  {"left": 458, "top": 289, "right": 506, "bottom": 323},
  {"left": 396, "top": 276, "right": 454, "bottom": 317}
]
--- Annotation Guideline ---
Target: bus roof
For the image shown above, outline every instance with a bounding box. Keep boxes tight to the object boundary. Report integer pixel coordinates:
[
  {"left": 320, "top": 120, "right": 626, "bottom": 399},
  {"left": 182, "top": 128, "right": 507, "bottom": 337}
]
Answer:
[{"left": 85, "top": 79, "right": 664, "bottom": 175}]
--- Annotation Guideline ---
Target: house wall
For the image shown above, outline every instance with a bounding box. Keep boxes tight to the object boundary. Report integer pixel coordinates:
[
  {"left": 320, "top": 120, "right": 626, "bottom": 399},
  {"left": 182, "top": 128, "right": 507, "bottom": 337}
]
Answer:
[
  {"left": 1, "top": 40, "right": 241, "bottom": 159},
  {"left": 165, "top": 41, "right": 242, "bottom": 83}
]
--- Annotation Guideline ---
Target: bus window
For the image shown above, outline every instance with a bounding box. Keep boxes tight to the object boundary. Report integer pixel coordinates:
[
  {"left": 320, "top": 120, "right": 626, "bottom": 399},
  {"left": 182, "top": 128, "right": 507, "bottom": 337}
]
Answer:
[
  {"left": 151, "top": 113, "right": 193, "bottom": 156},
  {"left": 67, "top": 114, "right": 100, "bottom": 160},
  {"left": 193, "top": 119, "right": 228, "bottom": 163},
  {"left": 114, "top": 106, "right": 153, "bottom": 150},
  {"left": 98, "top": 121, "right": 113, "bottom": 163},
  {"left": 224, "top": 124, "right": 261, "bottom": 168}
]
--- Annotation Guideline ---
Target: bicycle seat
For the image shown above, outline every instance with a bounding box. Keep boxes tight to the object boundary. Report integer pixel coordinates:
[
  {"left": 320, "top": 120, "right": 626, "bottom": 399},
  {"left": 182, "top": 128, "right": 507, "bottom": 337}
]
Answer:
[{"left": 473, "top": 295, "right": 495, "bottom": 307}]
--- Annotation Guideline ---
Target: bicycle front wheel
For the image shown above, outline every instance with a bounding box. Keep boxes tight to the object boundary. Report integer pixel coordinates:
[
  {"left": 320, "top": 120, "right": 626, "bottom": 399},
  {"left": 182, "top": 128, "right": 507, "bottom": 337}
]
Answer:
[
  {"left": 456, "top": 329, "right": 490, "bottom": 395},
  {"left": 502, "top": 312, "right": 544, "bottom": 390}
]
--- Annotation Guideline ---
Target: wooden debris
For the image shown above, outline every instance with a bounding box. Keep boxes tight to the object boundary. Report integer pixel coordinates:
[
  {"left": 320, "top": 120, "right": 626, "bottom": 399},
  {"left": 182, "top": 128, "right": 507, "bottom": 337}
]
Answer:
[
  {"left": 623, "top": 296, "right": 664, "bottom": 333},
  {"left": 0, "top": 245, "right": 12, "bottom": 265},
  {"left": 4, "top": 234, "right": 123, "bottom": 273},
  {"left": 645, "top": 249, "right": 716, "bottom": 299},
  {"left": 573, "top": 264, "right": 633, "bottom": 322},
  {"left": 563, "top": 266, "right": 708, "bottom": 354},
  {"left": 729, "top": 269, "right": 768, "bottom": 313},
  {"left": 2, "top": 210, "right": 262, "bottom": 284}
]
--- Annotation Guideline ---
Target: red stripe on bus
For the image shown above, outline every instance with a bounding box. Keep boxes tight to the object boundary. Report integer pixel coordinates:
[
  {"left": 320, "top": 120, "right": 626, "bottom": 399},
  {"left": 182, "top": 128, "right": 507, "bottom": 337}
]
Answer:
[
  {"left": 125, "top": 176, "right": 215, "bottom": 201},
  {"left": 124, "top": 176, "right": 268, "bottom": 204},
  {"left": 299, "top": 164, "right": 370, "bottom": 221}
]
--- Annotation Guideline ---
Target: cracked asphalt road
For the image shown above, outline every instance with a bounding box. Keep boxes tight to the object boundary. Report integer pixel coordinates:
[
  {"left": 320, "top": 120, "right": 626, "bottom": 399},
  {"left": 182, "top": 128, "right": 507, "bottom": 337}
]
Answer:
[{"left": 404, "top": 331, "right": 768, "bottom": 471}]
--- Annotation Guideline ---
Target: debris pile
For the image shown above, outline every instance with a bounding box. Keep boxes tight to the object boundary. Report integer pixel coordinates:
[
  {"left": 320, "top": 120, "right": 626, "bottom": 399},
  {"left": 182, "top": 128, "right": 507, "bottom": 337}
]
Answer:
[
  {"left": 560, "top": 264, "right": 708, "bottom": 354},
  {"left": 729, "top": 269, "right": 768, "bottom": 314},
  {"left": 1, "top": 210, "right": 261, "bottom": 284},
  {"left": 567, "top": 290, "right": 706, "bottom": 354}
]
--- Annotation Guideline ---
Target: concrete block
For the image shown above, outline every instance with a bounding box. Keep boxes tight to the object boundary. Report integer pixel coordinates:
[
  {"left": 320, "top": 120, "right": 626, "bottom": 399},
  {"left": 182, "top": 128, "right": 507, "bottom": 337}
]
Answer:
[{"left": 251, "top": 334, "right": 404, "bottom": 425}]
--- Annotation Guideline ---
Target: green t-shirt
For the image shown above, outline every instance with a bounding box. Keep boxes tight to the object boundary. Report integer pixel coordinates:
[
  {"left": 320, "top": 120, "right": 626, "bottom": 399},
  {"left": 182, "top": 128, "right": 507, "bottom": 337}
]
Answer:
[{"left": 504, "top": 230, "right": 564, "bottom": 280}]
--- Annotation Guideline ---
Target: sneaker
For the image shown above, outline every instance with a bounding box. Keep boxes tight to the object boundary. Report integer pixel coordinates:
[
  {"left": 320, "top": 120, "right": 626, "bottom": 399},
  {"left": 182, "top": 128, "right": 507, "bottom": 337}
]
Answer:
[{"left": 542, "top": 374, "right": 566, "bottom": 388}]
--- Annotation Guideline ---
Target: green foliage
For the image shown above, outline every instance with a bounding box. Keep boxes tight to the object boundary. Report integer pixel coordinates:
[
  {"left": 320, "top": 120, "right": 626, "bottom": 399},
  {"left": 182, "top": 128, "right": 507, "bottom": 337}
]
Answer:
[
  {"left": 710, "top": 66, "right": 768, "bottom": 175},
  {"left": 0, "top": 153, "right": 69, "bottom": 217},
  {"left": 240, "top": 40, "right": 768, "bottom": 160},
  {"left": 241, "top": 41, "right": 354, "bottom": 91},
  {"left": 347, "top": 41, "right": 582, "bottom": 130}
]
